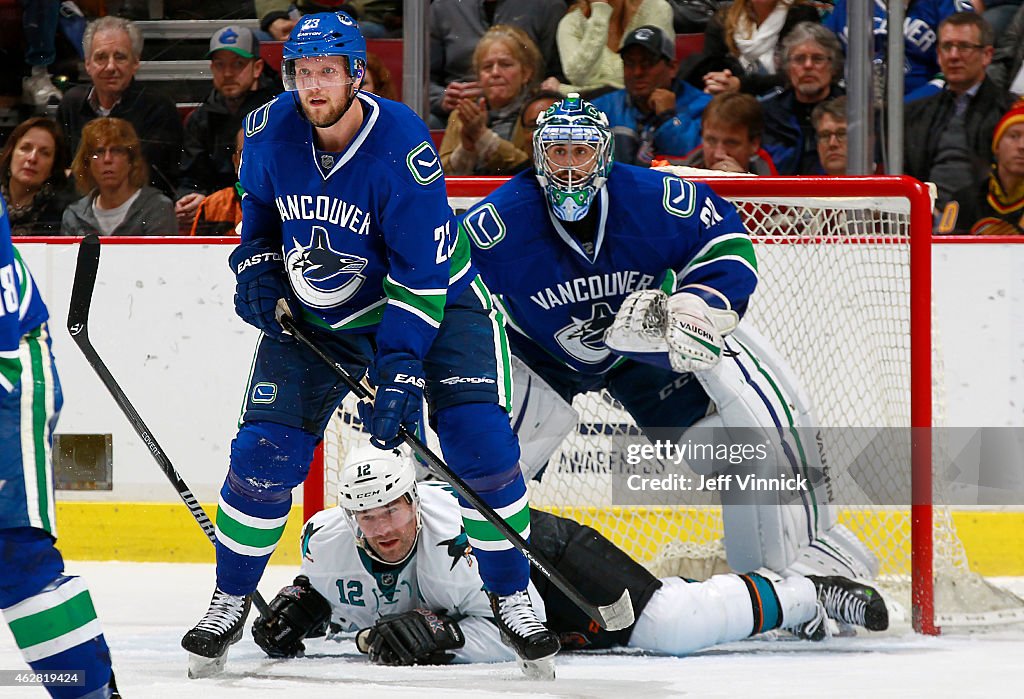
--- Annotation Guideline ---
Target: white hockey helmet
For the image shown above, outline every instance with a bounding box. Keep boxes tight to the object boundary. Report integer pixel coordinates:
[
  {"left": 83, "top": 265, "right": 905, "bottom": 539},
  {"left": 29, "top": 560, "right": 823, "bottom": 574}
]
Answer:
[{"left": 337, "top": 445, "right": 422, "bottom": 564}]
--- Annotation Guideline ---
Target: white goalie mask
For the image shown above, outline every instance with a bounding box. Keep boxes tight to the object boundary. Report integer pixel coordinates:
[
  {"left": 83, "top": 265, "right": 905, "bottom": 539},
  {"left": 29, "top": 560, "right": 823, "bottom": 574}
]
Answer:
[
  {"left": 337, "top": 446, "right": 421, "bottom": 565},
  {"left": 533, "top": 93, "right": 614, "bottom": 222}
]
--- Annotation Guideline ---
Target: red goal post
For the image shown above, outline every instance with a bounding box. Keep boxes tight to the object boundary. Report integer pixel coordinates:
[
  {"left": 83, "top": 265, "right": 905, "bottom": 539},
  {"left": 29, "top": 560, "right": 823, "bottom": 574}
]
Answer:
[{"left": 307, "top": 175, "right": 942, "bottom": 631}]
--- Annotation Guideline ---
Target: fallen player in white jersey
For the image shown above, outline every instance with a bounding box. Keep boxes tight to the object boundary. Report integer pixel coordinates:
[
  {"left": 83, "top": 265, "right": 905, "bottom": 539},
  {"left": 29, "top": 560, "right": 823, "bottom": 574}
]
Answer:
[{"left": 252, "top": 448, "right": 888, "bottom": 668}]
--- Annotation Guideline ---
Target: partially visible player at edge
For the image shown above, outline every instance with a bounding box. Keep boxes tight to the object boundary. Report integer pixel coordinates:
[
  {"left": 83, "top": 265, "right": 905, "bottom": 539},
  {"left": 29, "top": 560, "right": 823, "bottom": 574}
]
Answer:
[
  {"left": 0, "top": 209, "right": 118, "bottom": 695},
  {"left": 461, "top": 93, "right": 879, "bottom": 581},
  {"left": 181, "top": 12, "right": 559, "bottom": 678},
  {"left": 250, "top": 449, "right": 888, "bottom": 665}
]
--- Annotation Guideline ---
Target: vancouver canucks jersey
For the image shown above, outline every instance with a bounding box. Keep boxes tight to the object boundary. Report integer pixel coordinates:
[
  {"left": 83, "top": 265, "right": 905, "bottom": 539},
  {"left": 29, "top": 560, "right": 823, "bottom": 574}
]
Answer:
[
  {"left": 239, "top": 91, "right": 474, "bottom": 365},
  {"left": 299, "top": 483, "right": 543, "bottom": 664},
  {"left": 462, "top": 164, "right": 756, "bottom": 375},
  {"left": 1, "top": 200, "right": 48, "bottom": 392}
]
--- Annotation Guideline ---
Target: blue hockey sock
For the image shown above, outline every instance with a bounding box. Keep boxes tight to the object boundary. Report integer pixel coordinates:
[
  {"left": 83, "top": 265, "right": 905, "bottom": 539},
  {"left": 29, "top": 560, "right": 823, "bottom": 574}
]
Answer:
[
  {"left": 436, "top": 403, "right": 530, "bottom": 596},
  {"left": 215, "top": 478, "right": 291, "bottom": 596}
]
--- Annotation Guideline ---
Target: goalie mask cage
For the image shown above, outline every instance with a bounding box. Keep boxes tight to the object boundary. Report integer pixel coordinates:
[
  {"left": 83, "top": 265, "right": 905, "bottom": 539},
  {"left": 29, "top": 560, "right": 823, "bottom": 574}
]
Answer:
[{"left": 305, "top": 175, "right": 1023, "bottom": 635}]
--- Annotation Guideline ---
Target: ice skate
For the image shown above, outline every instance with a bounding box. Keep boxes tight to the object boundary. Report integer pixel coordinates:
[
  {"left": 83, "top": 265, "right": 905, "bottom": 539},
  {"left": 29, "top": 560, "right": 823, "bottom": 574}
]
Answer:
[
  {"left": 181, "top": 588, "right": 251, "bottom": 678},
  {"left": 796, "top": 576, "right": 888, "bottom": 640},
  {"left": 488, "top": 590, "right": 560, "bottom": 680}
]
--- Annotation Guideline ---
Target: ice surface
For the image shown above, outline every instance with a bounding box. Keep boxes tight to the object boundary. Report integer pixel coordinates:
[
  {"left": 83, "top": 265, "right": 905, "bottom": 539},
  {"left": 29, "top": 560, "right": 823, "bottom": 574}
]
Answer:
[{"left": 2, "top": 562, "right": 1022, "bottom": 698}]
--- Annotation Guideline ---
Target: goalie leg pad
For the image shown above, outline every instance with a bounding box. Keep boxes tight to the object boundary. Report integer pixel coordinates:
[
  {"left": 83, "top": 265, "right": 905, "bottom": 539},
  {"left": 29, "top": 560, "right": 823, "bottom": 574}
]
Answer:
[
  {"left": 509, "top": 355, "right": 579, "bottom": 482},
  {"left": 436, "top": 403, "right": 530, "bottom": 596}
]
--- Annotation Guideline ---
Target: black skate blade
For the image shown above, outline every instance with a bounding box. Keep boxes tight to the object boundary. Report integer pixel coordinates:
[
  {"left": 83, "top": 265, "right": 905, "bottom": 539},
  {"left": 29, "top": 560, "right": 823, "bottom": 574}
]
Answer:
[
  {"left": 516, "top": 653, "right": 556, "bottom": 681},
  {"left": 597, "top": 589, "right": 634, "bottom": 632},
  {"left": 188, "top": 649, "right": 229, "bottom": 679}
]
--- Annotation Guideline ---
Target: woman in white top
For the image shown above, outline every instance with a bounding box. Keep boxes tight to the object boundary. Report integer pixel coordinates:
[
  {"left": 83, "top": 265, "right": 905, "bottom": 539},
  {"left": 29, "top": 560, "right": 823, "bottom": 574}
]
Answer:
[
  {"left": 61, "top": 117, "right": 176, "bottom": 236},
  {"left": 546, "top": 0, "right": 675, "bottom": 97}
]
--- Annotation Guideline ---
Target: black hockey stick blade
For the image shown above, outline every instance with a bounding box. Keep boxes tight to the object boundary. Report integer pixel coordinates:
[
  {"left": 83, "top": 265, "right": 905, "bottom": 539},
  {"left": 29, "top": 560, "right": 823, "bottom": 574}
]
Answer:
[
  {"left": 67, "top": 235, "right": 271, "bottom": 617},
  {"left": 280, "top": 314, "right": 635, "bottom": 631}
]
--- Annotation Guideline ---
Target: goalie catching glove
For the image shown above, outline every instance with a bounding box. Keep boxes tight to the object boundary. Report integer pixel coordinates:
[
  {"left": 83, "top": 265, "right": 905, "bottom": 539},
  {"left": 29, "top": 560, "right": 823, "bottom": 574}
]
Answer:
[
  {"left": 251, "top": 575, "right": 333, "bottom": 658},
  {"left": 356, "top": 608, "right": 465, "bottom": 665},
  {"left": 605, "top": 290, "right": 727, "bottom": 373}
]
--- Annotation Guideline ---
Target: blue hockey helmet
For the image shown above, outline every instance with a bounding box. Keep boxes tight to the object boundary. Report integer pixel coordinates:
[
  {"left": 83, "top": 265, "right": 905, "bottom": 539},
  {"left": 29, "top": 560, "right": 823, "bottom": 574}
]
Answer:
[
  {"left": 533, "top": 93, "right": 614, "bottom": 222},
  {"left": 282, "top": 12, "right": 366, "bottom": 92}
]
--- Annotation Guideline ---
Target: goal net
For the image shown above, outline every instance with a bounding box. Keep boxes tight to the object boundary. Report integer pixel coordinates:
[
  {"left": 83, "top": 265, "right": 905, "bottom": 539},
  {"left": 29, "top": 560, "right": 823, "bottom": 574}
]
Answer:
[{"left": 306, "top": 174, "right": 1023, "bottom": 634}]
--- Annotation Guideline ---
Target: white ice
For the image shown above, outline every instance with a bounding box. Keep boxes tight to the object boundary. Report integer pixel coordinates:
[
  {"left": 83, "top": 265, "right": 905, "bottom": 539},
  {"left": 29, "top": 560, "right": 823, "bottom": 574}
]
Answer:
[{"left": 2, "top": 562, "right": 1022, "bottom": 698}]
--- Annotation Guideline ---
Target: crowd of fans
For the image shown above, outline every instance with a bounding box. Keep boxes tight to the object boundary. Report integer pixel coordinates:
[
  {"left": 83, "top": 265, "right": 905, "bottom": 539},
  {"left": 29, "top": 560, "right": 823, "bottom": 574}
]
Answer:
[{"left": 3, "top": 0, "right": 1023, "bottom": 236}]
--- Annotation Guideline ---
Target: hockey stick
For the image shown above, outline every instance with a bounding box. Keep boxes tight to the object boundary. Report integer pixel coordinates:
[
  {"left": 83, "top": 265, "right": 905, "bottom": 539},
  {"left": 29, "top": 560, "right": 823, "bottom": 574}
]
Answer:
[
  {"left": 67, "top": 235, "right": 271, "bottom": 618},
  {"left": 279, "top": 314, "right": 635, "bottom": 632}
]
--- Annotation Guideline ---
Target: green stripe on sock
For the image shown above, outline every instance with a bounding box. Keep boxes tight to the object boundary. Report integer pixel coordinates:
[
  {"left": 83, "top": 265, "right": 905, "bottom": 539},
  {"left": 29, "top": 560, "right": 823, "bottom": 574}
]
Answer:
[
  {"left": 27, "top": 333, "right": 50, "bottom": 533},
  {"left": 216, "top": 509, "right": 287, "bottom": 550},
  {"left": 8, "top": 591, "right": 97, "bottom": 650},
  {"left": 463, "top": 506, "right": 530, "bottom": 542}
]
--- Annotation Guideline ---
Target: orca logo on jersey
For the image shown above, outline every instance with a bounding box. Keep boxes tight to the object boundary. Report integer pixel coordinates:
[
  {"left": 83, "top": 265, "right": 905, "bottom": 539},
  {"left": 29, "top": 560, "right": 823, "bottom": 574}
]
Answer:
[
  {"left": 553, "top": 302, "right": 616, "bottom": 365},
  {"left": 286, "top": 226, "right": 369, "bottom": 308}
]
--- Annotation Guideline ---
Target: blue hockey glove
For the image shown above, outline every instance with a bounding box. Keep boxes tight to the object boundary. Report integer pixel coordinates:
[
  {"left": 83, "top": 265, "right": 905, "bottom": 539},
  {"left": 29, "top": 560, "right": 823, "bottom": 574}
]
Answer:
[
  {"left": 229, "top": 240, "right": 298, "bottom": 342},
  {"left": 357, "top": 358, "right": 424, "bottom": 449}
]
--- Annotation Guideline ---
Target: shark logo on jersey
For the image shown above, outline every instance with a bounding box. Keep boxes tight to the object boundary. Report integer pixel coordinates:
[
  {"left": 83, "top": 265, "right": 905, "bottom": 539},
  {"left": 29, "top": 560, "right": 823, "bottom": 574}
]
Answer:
[
  {"left": 301, "top": 521, "right": 323, "bottom": 563},
  {"left": 439, "top": 529, "right": 474, "bottom": 570},
  {"left": 286, "top": 226, "right": 368, "bottom": 308},
  {"left": 553, "top": 302, "right": 616, "bottom": 364}
]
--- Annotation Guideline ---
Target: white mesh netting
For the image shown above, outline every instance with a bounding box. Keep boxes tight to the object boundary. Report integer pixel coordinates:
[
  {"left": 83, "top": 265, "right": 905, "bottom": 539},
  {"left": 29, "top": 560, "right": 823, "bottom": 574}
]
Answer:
[{"left": 316, "top": 178, "right": 1024, "bottom": 631}]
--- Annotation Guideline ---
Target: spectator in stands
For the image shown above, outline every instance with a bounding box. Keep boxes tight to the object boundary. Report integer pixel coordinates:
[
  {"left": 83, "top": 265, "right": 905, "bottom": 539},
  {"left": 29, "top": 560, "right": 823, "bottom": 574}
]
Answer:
[
  {"left": 518, "top": 88, "right": 563, "bottom": 158},
  {"left": 0, "top": 117, "right": 75, "bottom": 236},
  {"left": 823, "top": 0, "right": 962, "bottom": 104},
  {"left": 350, "top": 0, "right": 403, "bottom": 38},
  {"left": 20, "top": 0, "right": 64, "bottom": 110},
  {"left": 58, "top": 16, "right": 183, "bottom": 200},
  {"left": 681, "top": 0, "right": 820, "bottom": 98},
  {"left": 671, "top": 92, "right": 777, "bottom": 173},
  {"left": 175, "top": 25, "right": 280, "bottom": 228},
  {"left": 812, "top": 95, "right": 849, "bottom": 175},
  {"left": 988, "top": 3, "right": 1024, "bottom": 96},
  {"left": 429, "top": 0, "right": 566, "bottom": 127},
  {"left": 592, "top": 25, "right": 710, "bottom": 166},
  {"left": 61, "top": 117, "right": 176, "bottom": 236},
  {"left": 939, "top": 100, "right": 1024, "bottom": 235},
  {"left": 258, "top": 1, "right": 360, "bottom": 40},
  {"left": 439, "top": 25, "right": 542, "bottom": 175},
  {"left": 362, "top": 51, "right": 397, "bottom": 101},
  {"left": 903, "top": 12, "right": 1015, "bottom": 210},
  {"left": 759, "top": 22, "right": 844, "bottom": 175},
  {"left": 982, "top": 0, "right": 1024, "bottom": 39},
  {"left": 546, "top": 0, "right": 674, "bottom": 98},
  {"left": 191, "top": 128, "right": 244, "bottom": 236}
]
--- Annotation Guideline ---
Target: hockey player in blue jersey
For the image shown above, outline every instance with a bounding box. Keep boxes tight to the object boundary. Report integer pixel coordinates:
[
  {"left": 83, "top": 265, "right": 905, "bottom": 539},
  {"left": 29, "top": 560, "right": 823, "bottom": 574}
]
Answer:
[
  {"left": 463, "top": 94, "right": 880, "bottom": 585},
  {"left": 0, "top": 207, "right": 117, "bottom": 696},
  {"left": 181, "top": 11, "right": 559, "bottom": 678}
]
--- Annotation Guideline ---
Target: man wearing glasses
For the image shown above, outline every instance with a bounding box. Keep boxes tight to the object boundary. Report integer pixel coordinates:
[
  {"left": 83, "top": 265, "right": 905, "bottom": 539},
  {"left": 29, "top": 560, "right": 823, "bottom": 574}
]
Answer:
[
  {"left": 759, "top": 23, "right": 845, "bottom": 175},
  {"left": 903, "top": 12, "right": 1015, "bottom": 212}
]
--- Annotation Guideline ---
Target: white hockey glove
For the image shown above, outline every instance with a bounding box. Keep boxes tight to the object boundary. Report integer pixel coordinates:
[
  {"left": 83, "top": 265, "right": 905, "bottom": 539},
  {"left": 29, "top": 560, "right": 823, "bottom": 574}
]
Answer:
[
  {"left": 604, "top": 290, "right": 672, "bottom": 370},
  {"left": 665, "top": 293, "right": 724, "bottom": 373}
]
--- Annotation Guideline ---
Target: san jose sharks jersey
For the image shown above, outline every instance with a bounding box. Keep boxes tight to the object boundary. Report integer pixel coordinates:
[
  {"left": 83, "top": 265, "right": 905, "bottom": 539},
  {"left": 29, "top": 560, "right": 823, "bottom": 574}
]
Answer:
[
  {"left": 239, "top": 91, "right": 474, "bottom": 365},
  {"left": 298, "top": 483, "right": 542, "bottom": 664},
  {"left": 461, "top": 164, "right": 756, "bottom": 375},
  {"left": 1, "top": 200, "right": 48, "bottom": 392}
]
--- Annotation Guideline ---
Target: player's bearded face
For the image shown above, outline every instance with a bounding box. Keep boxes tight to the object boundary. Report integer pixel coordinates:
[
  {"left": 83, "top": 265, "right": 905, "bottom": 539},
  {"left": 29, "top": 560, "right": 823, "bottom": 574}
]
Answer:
[
  {"left": 544, "top": 142, "right": 599, "bottom": 189},
  {"left": 353, "top": 497, "right": 418, "bottom": 563},
  {"left": 293, "top": 55, "right": 360, "bottom": 128}
]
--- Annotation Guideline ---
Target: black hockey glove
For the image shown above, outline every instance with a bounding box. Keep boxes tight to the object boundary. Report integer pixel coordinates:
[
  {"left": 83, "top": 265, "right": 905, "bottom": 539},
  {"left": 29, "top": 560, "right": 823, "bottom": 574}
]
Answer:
[
  {"left": 357, "top": 357, "right": 424, "bottom": 449},
  {"left": 229, "top": 239, "right": 299, "bottom": 342},
  {"left": 355, "top": 608, "right": 465, "bottom": 665},
  {"left": 251, "top": 575, "right": 332, "bottom": 658}
]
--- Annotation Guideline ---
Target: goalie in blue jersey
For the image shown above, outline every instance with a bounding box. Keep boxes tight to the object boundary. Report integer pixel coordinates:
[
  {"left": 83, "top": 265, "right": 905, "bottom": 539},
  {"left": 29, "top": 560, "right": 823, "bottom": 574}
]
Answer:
[
  {"left": 463, "top": 94, "right": 879, "bottom": 587},
  {"left": 182, "top": 12, "right": 558, "bottom": 677}
]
